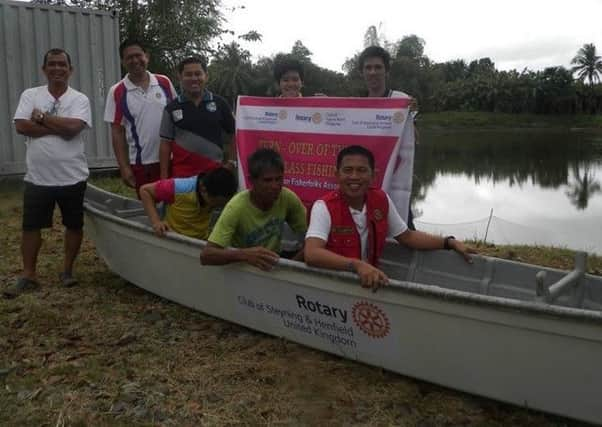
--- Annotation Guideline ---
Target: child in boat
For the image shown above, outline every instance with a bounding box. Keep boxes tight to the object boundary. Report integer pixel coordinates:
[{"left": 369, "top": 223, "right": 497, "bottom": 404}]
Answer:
[
  {"left": 140, "top": 167, "right": 237, "bottom": 239},
  {"left": 200, "top": 148, "right": 307, "bottom": 270},
  {"left": 304, "top": 145, "right": 476, "bottom": 291}
]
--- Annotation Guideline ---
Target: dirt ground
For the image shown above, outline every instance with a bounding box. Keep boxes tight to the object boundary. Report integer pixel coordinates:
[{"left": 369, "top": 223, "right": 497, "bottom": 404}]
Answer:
[{"left": 1, "top": 184, "right": 596, "bottom": 426}]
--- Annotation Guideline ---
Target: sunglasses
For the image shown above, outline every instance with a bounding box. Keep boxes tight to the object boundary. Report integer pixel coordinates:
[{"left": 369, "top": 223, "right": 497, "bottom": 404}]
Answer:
[{"left": 46, "top": 100, "right": 60, "bottom": 116}]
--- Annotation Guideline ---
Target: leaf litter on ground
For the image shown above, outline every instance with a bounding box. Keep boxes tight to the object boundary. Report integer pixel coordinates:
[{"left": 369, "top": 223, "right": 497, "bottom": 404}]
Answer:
[{"left": 0, "top": 181, "right": 599, "bottom": 426}]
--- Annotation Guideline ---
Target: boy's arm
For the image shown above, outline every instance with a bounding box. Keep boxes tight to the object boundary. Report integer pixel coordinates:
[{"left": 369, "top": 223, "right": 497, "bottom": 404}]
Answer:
[
  {"left": 159, "top": 139, "right": 172, "bottom": 179},
  {"left": 110, "top": 124, "right": 135, "bottom": 188},
  {"left": 159, "top": 109, "right": 175, "bottom": 179},
  {"left": 200, "top": 242, "right": 279, "bottom": 271},
  {"left": 139, "top": 182, "right": 169, "bottom": 236}
]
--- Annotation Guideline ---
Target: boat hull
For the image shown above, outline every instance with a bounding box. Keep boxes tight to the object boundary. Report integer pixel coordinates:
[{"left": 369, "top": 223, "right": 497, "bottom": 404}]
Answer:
[{"left": 84, "top": 196, "right": 602, "bottom": 424}]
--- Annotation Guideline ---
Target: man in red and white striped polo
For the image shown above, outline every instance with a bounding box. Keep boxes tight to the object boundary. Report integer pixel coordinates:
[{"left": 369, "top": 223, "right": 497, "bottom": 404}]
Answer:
[{"left": 104, "top": 39, "right": 177, "bottom": 196}]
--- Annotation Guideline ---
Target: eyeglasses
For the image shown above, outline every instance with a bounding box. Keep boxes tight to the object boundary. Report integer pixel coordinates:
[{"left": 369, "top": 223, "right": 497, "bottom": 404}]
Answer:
[{"left": 47, "top": 100, "right": 60, "bottom": 116}]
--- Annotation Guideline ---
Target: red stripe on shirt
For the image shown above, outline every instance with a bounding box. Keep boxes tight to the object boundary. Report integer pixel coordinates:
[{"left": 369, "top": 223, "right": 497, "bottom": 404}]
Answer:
[
  {"left": 113, "top": 82, "right": 127, "bottom": 124},
  {"left": 171, "top": 143, "right": 221, "bottom": 178},
  {"left": 155, "top": 74, "right": 175, "bottom": 101},
  {"left": 154, "top": 178, "right": 176, "bottom": 204}
]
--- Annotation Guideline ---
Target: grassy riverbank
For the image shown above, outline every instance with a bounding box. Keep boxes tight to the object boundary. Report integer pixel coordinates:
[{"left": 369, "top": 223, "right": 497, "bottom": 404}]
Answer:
[
  {"left": 418, "top": 111, "right": 602, "bottom": 130},
  {"left": 1, "top": 182, "right": 600, "bottom": 426}
]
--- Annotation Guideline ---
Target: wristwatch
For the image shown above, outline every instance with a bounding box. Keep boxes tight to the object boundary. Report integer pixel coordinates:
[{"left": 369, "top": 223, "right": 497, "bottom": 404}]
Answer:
[
  {"left": 443, "top": 236, "right": 456, "bottom": 250},
  {"left": 36, "top": 112, "right": 45, "bottom": 123}
]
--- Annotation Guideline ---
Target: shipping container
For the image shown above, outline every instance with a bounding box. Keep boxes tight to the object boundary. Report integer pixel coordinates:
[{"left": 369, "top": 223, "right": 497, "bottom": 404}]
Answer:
[{"left": 0, "top": 0, "right": 120, "bottom": 175}]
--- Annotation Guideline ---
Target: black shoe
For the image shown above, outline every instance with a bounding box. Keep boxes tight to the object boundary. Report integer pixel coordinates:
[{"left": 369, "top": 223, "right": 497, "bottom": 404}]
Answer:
[
  {"left": 3, "top": 277, "right": 40, "bottom": 298},
  {"left": 59, "top": 272, "right": 78, "bottom": 288}
]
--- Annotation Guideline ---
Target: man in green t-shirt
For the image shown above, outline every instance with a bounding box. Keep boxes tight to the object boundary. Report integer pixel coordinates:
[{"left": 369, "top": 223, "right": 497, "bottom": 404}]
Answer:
[{"left": 200, "top": 148, "right": 307, "bottom": 270}]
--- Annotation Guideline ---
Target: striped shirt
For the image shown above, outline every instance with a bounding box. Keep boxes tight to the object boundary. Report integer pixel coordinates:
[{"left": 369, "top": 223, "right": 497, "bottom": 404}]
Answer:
[{"left": 104, "top": 72, "right": 176, "bottom": 165}]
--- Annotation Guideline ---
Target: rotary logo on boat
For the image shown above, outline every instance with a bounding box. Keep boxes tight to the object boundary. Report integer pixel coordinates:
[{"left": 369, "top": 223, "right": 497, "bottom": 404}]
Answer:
[
  {"left": 352, "top": 302, "right": 390, "bottom": 338},
  {"left": 312, "top": 112, "right": 322, "bottom": 124},
  {"left": 278, "top": 109, "right": 288, "bottom": 120}
]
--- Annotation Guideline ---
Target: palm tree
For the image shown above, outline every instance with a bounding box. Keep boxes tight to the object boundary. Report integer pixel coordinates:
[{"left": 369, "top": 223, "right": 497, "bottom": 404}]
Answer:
[
  {"left": 364, "top": 25, "right": 381, "bottom": 48},
  {"left": 565, "top": 164, "right": 601, "bottom": 210},
  {"left": 571, "top": 43, "right": 602, "bottom": 86},
  {"left": 208, "top": 42, "right": 253, "bottom": 107}
]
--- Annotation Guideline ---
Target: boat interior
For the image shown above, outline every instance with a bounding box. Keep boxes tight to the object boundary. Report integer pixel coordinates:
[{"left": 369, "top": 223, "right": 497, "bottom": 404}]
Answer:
[{"left": 85, "top": 185, "right": 602, "bottom": 312}]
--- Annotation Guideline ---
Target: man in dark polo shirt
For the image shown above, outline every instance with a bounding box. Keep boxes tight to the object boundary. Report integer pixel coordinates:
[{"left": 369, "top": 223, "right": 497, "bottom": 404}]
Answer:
[{"left": 159, "top": 56, "right": 235, "bottom": 178}]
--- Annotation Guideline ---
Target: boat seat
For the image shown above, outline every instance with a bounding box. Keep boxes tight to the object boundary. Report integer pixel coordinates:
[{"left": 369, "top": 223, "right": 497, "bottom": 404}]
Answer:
[
  {"left": 113, "top": 207, "right": 146, "bottom": 218},
  {"left": 479, "top": 258, "right": 494, "bottom": 295},
  {"left": 101, "top": 197, "right": 145, "bottom": 218},
  {"left": 535, "top": 252, "right": 587, "bottom": 307},
  {"left": 403, "top": 250, "right": 484, "bottom": 294}
]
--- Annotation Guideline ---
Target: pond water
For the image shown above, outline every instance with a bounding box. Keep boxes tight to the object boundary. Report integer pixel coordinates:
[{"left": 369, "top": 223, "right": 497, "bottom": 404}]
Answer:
[{"left": 412, "top": 128, "right": 602, "bottom": 254}]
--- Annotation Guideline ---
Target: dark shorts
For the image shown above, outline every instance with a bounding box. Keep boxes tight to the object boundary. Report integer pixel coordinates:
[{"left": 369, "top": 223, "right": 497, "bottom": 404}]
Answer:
[
  {"left": 22, "top": 181, "right": 87, "bottom": 231},
  {"left": 132, "top": 163, "right": 161, "bottom": 198}
]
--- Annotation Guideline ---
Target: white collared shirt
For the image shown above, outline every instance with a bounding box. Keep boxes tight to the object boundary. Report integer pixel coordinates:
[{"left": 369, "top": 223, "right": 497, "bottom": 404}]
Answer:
[
  {"left": 14, "top": 86, "right": 92, "bottom": 186},
  {"left": 306, "top": 195, "right": 408, "bottom": 261},
  {"left": 104, "top": 71, "right": 176, "bottom": 165}
]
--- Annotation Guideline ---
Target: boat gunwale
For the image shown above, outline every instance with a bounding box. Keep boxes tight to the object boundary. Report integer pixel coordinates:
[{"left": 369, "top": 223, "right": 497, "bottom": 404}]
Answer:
[{"left": 84, "top": 184, "right": 602, "bottom": 325}]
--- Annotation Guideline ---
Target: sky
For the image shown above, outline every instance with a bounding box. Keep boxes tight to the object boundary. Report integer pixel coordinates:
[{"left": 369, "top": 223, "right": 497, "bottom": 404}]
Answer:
[{"left": 221, "top": 0, "right": 602, "bottom": 73}]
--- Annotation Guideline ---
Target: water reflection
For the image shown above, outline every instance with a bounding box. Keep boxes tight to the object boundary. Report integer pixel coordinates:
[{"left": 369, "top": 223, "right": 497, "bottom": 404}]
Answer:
[
  {"left": 413, "top": 129, "right": 602, "bottom": 253},
  {"left": 566, "top": 163, "right": 602, "bottom": 210}
]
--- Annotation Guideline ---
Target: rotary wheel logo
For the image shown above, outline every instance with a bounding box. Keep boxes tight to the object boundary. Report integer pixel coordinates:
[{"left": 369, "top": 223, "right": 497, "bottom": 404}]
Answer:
[
  {"left": 352, "top": 302, "right": 390, "bottom": 338},
  {"left": 278, "top": 110, "right": 288, "bottom": 120},
  {"left": 311, "top": 112, "right": 322, "bottom": 124},
  {"left": 393, "top": 111, "right": 405, "bottom": 123}
]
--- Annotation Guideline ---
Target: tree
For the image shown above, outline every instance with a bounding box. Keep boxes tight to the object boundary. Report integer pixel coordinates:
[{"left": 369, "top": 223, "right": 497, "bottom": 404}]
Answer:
[
  {"left": 394, "top": 35, "right": 425, "bottom": 61},
  {"left": 208, "top": 42, "right": 253, "bottom": 106},
  {"left": 362, "top": 24, "right": 395, "bottom": 52},
  {"left": 438, "top": 59, "right": 468, "bottom": 82},
  {"left": 468, "top": 58, "right": 496, "bottom": 79},
  {"left": 341, "top": 53, "right": 365, "bottom": 96},
  {"left": 566, "top": 164, "right": 601, "bottom": 210},
  {"left": 32, "top": 0, "right": 226, "bottom": 77},
  {"left": 247, "top": 56, "right": 277, "bottom": 97},
  {"left": 364, "top": 25, "right": 380, "bottom": 47},
  {"left": 389, "top": 35, "right": 432, "bottom": 108},
  {"left": 535, "top": 67, "right": 575, "bottom": 114},
  {"left": 290, "top": 40, "right": 312, "bottom": 63},
  {"left": 571, "top": 43, "right": 602, "bottom": 86}
]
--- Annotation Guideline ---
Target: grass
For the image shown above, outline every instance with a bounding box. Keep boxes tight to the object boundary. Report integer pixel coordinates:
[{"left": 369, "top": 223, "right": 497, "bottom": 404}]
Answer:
[
  {"left": 89, "top": 176, "right": 137, "bottom": 199},
  {"left": 470, "top": 241, "right": 602, "bottom": 275},
  {"left": 1, "top": 181, "right": 599, "bottom": 426},
  {"left": 418, "top": 111, "right": 602, "bottom": 130}
]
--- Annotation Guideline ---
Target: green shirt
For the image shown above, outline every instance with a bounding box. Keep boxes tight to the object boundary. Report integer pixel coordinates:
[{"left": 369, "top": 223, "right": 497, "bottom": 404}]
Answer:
[{"left": 208, "top": 187, "right": 307, "bottom": 252}]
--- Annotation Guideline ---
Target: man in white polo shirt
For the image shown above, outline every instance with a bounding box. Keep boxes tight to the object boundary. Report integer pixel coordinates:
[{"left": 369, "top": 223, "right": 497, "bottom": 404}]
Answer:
[
  {"left": 104, "top": 39, "right": 176, "bottom": 195},
  {"left": 5, "top": 48, "right": 92, "bottom": 298},
  {"left": 359, "top": 45, "right": 417, "bottom": 230}
]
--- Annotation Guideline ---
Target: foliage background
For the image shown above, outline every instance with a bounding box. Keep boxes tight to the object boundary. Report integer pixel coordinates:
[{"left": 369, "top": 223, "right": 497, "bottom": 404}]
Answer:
[{"left": 34, "top": 1, "right": 602, "bottom": 114}]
